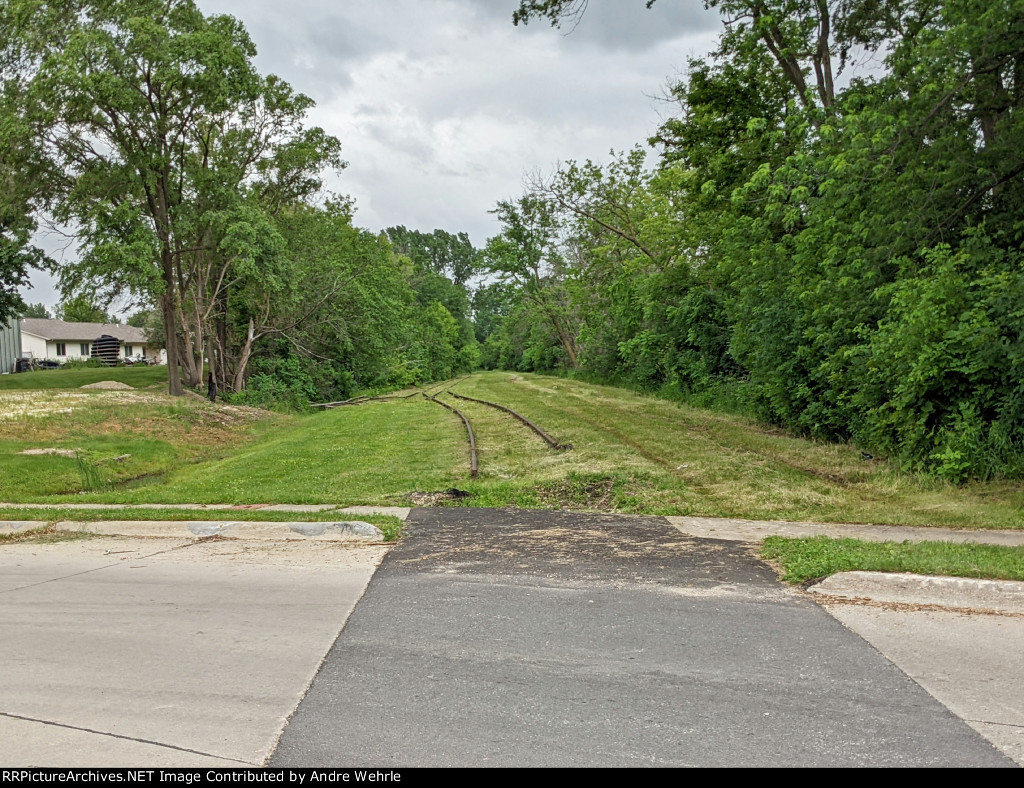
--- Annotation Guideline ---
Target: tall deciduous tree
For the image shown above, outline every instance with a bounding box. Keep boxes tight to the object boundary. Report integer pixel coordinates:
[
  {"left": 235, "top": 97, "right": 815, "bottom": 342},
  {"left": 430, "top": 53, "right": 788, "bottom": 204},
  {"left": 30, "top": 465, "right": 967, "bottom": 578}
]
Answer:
[
  {"left": 485, "top": 195, "right": 580, "bottom": 369},
  {"left": 19, "top": 302, "right": 51, "bottom": 319},
  {"left": 0, "top": 3, "right": 56, "bottom": 324},
  {"left": 56, "top": 293, "right": 109, "bottom": 324},
  {"left": 504, "top": 0, "right": 1024, "bottom": 480},
  {"left": 385, "top": 226, "right": 480, "bottom": 286},
  {"left": 9, "top": 0, "right": 342, "bottom": 394},
  {"left": 513, "top": 0, "right": 852, "bottom": 112}
]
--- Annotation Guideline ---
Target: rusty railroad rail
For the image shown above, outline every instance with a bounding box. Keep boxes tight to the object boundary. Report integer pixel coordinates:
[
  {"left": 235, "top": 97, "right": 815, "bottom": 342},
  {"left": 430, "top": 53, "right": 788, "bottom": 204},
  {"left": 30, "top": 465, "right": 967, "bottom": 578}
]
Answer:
[
  {"left": 423, "top": 393, "right": 478, "bottom": 478},
  {"left": 447, "top": 391, "right": 571, "bottom": 451}
]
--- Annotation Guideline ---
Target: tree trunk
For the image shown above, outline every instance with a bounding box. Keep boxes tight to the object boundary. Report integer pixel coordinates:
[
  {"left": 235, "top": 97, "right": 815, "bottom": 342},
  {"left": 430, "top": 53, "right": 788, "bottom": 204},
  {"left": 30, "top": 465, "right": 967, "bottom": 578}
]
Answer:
[
  {"left": 232, "top": 318, "right": 256, "bottom": 393},
  {"left": 547, "top": 310, "right": 579, "bottom": 369},
  {"left": 176, "top": 300, "right": 202, "bottom": 389},
  {"left": 160, "top": 252, "right": 183, "bottom": 397}
]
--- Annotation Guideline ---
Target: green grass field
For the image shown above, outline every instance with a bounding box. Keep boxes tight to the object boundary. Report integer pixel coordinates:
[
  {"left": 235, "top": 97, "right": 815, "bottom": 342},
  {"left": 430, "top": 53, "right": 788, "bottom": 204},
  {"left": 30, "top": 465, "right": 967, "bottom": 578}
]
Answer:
[
  {"left": 0, "top": 369, "right": 1020, "bottom": 528},
  {"left": 0, "top": 365, "right": 170, "bottom": 390},
  {"left": 3, "top": 368, "right": 1023, "bottom": 580},
  {"left": 762, "top": 536, "right": 1024, "bottom": 584}
]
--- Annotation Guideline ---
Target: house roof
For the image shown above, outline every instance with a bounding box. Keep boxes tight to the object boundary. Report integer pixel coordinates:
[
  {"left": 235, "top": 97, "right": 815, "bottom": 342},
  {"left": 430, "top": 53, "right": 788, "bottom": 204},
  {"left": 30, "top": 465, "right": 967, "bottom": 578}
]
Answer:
[{"left": 20, "top": 318, "right": 151, "bottom": 344}]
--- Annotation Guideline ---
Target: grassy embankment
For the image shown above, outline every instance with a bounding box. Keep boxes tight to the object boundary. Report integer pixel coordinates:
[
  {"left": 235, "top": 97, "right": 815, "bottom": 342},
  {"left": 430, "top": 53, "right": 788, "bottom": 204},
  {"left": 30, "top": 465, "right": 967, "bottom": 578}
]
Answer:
[
  {"left": 3, "top": 367, "right": 1023, "bottom": 523},
  {"left": 2, "top": 368, "right": 1022, "bottom": 579}
]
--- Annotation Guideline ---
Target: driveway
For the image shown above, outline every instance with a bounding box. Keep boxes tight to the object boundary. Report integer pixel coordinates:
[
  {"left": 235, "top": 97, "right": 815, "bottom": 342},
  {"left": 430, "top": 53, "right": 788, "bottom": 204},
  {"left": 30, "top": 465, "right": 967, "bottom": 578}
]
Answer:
[{"left": 270, "top": 509, "right": 1016, "bottom": 767}]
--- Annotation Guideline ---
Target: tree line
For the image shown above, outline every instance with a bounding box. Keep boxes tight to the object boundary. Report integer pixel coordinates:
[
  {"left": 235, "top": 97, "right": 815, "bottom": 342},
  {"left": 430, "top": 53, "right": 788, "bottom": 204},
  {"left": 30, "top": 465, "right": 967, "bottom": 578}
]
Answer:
[{"left": 477, "top": 0, "right": 1024, "bottom": 481}]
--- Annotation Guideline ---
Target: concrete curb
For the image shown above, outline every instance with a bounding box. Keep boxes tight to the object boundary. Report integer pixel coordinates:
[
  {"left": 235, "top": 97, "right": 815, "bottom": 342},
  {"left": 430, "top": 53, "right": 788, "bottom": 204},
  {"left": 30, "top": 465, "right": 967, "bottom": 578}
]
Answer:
[
  {"left": 53, "top": 519, "right": 387, "bottom": 541},
  {"left": 0, "top": 517, "right": 405, "bottom": 542},
  {"left": 0, "top": 521, "right": 50, "bottom": 534},
  {"left": 809, "top": 571, "right": 1024, "bottom": 614},
  {"left": 666, "top": 515, "right": 1024, "bottom": 546},
  {"left": 0, "top": 506, "right": 410, "bottom": 541}
]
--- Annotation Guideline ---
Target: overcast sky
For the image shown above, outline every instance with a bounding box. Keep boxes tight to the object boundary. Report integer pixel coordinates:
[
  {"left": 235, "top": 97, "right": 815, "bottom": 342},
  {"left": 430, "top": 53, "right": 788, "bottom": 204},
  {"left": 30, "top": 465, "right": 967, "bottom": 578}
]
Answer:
[{"left": 24, "top": 0, "right": 722, "bottom": 311}]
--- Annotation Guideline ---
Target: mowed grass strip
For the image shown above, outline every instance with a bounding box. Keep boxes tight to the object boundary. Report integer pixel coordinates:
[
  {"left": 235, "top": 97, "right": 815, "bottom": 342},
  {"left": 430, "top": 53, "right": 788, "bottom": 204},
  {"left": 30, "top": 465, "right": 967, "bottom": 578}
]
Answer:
[
  {"left": 0, "top": 365, "right": 169, "bottom": 391},
  {"left": 762, "top": 536, "right": 1024, "bottom": 584},
  {"left": 81, "top": 395, "right": 467, "bottom": 505},
  {"left": 445, "top": 373, "right": 1024, "bottom": 529}
]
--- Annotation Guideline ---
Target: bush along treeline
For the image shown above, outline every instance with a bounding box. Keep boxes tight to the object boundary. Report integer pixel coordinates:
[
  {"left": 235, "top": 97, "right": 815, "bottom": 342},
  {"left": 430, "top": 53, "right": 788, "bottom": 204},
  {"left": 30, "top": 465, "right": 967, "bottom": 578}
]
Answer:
[
  {"left": 480, "top": 0, "right": 1024, "bottom": 482},
  {"left": 0, "top": 0, "right": 479, "bottom": 407}
]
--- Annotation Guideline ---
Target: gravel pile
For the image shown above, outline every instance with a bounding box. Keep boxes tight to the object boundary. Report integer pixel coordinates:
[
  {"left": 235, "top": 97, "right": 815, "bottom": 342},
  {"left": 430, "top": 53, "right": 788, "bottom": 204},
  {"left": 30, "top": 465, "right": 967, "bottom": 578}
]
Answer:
[{"left": 80, "top": 381, "right": 134, "bottom": 390}]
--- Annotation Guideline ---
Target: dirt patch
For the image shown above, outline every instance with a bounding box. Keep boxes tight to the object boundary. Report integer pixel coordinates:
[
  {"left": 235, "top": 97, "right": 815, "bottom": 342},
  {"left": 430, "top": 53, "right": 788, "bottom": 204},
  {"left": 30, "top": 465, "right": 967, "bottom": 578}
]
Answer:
[
  {"left": 534, "top": 476, "right": 616, "bottom": 510},
  {"left": 406, "top": 489, "right": 473, "bottom": 506},
  {"left": 0, "top": 390, "right": 166, "bottom": 421},
  {"left": 16, "top": 447, "right": 78, "bottom": 458},
  {"left": 197, "top": 404, "right": 264, "bottom": 426},
  {"left": 399, "top": 508, "right": 782, "bottom": 589}
]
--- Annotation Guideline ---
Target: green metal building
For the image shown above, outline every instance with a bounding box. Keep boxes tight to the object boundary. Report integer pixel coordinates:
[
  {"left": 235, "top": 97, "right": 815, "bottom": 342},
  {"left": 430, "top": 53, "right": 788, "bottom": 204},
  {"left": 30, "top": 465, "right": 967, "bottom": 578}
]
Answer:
[{"left": 0, "top": 318, "right": 22, "bottom": 374}]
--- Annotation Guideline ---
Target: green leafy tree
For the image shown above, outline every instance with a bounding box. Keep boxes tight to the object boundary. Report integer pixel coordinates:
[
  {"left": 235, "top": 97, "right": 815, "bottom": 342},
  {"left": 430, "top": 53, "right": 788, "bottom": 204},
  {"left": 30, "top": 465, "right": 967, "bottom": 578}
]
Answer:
[
  {"left": 0, "top": 9, "right": 55, "bottom": 324},
  {"left": 384, "top": 232, "right": 479, "bottom": 367},
  {"left": 485, "top": 195, "right": 580, "bottom": 369},
  {"left": 471, "top": 281, "right": 517, "bottom": 345},
  {"left": 506, "top": 0, "right": 1024, "bottom": 479},
  {"left": 19, "top": 302, "right": 51, "bottom": 319},
  {"left": 13, "top": 0, "right": 342, "bottom": 395},
  {"left": 126, "top": 310, "right": 153, "bottom": 329},
  {"left": 56, "top": 294, "right": 109, "bottom": 324},
  {"left": 513, "top": 0, "right": 851, "bottom": 112},
  {"left": 239, "top": 203, "right": 442, "bottom": 400},
  {"left": 385, "top": 226, "right": 480, "bottom": 286}
]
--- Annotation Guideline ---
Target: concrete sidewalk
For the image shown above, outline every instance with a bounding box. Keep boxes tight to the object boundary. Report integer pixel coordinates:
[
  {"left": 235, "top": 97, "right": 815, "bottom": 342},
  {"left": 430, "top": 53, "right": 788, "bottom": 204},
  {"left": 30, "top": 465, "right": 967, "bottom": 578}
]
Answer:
[
  {"left": 810, "top": 574, "right": 1024, "bottom": 765},
  {"left": 0, "top": 536, "right": 387, "bottom": 766}
]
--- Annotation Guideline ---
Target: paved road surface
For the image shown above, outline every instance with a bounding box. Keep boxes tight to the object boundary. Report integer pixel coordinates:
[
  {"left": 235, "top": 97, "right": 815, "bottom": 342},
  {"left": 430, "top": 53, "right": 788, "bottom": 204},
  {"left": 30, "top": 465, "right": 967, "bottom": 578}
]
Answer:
[{"left": 271, "top": 509, "right": 1014, "bottom": 767}]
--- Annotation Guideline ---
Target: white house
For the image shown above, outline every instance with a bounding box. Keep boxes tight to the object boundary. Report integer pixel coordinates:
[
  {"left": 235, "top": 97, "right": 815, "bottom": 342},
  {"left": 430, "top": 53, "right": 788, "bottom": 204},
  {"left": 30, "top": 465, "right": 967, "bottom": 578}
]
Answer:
[{"left": 18, "top": 318, "right": 163, "bottom": 364}]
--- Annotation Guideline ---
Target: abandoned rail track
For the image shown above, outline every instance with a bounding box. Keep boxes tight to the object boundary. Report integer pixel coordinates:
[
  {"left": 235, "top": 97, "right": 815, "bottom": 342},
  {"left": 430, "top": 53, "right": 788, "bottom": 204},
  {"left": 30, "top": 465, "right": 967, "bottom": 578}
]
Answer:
[
  {"left": 447, "top": 390, "right": 572, "bottom": 451},
  {"left": 315, "top": 377, "right": 570, "bottom": 480},
  {"left": 311, "top": 377, "right": 471, "bottom": 409},
  {"left": 423, "top": 392, "right": 478, "bottom": 478}
]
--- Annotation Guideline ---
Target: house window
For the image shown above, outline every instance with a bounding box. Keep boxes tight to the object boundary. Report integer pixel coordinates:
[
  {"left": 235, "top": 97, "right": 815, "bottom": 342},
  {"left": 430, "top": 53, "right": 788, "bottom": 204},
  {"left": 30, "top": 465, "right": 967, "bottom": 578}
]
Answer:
[
  {"left": 80, "top": 343, "right": 89, "bottom": 356},
  {"left": 56, "top": 343, "right": 66, "bottom": 357},
  {"left": 124, "top": 345, "right": 133, "bottom": 356}
]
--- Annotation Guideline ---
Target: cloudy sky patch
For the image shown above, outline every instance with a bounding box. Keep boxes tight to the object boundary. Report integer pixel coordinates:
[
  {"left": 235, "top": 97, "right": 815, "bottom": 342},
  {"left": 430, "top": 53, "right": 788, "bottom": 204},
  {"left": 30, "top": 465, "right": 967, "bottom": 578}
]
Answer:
[{"left": 24, "top": 0, "right": 722, "bottom": 309}]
